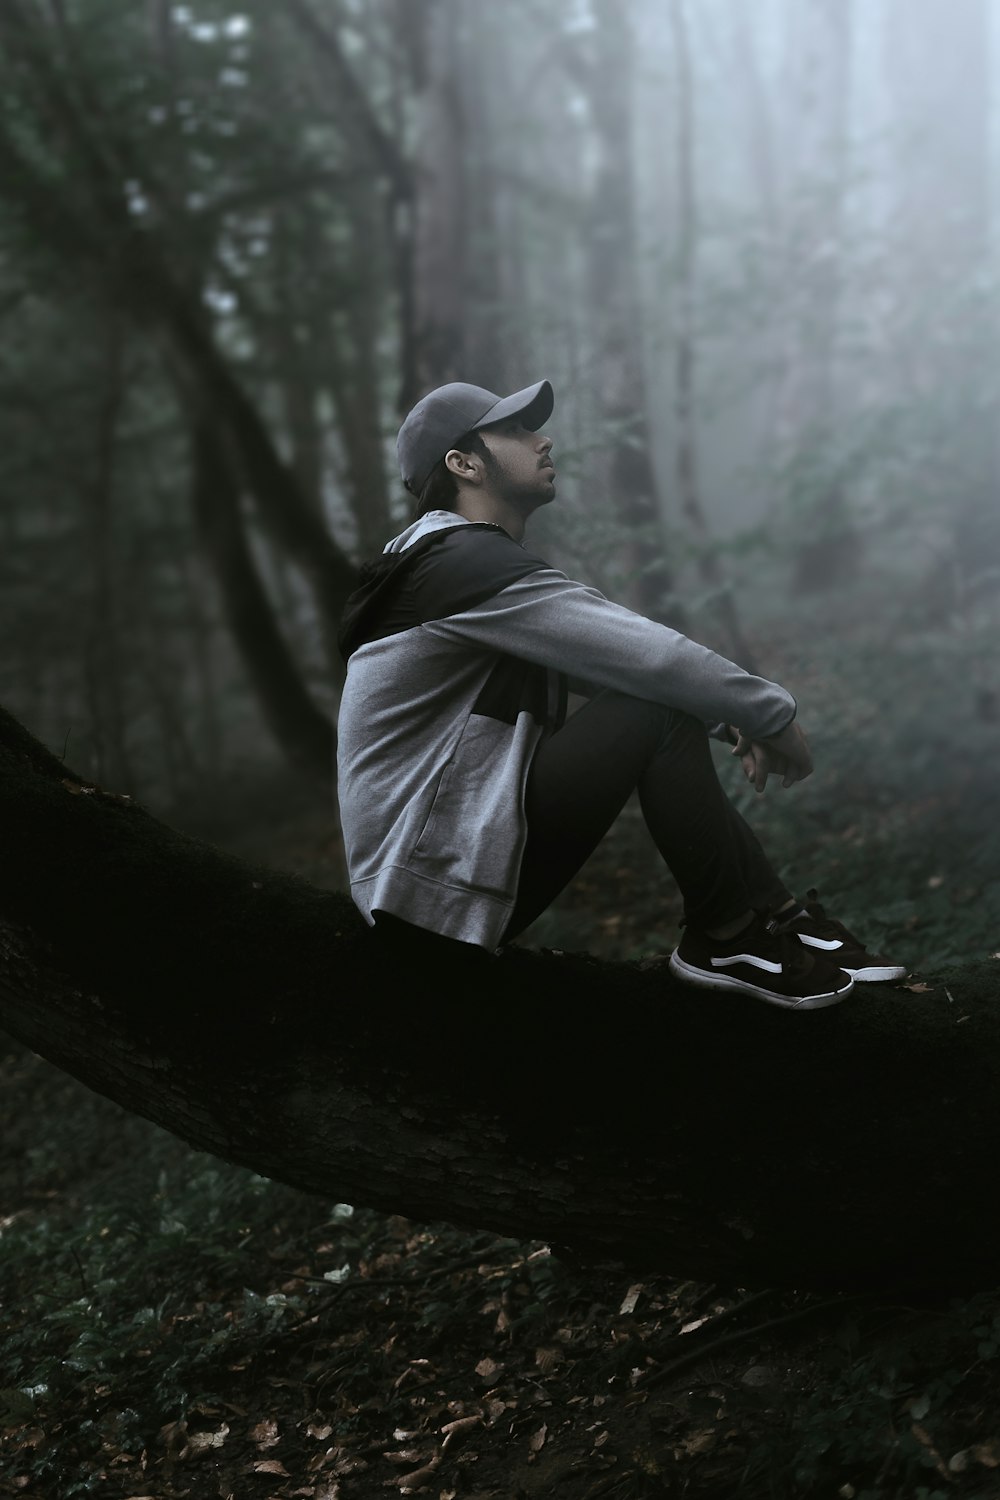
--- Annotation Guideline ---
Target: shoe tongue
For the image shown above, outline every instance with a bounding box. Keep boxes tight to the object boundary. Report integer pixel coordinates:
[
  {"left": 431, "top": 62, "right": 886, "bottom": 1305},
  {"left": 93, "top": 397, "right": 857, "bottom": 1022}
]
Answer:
[{"left": 768, "top": 907, "right": 808, "bottom": 934}]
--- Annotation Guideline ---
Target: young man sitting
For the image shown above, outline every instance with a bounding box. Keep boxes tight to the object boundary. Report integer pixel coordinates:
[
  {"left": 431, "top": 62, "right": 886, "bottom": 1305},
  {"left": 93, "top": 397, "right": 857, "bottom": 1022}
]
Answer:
[{"left": 337, "top": 379, "right": 904, "bottom": 1009}]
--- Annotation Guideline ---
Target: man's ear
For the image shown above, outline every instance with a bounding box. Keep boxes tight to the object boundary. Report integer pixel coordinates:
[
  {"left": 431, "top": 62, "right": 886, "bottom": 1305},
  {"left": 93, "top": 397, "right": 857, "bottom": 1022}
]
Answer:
[{"left": 444, "top": 447, "right": 482, "bottom": 484}]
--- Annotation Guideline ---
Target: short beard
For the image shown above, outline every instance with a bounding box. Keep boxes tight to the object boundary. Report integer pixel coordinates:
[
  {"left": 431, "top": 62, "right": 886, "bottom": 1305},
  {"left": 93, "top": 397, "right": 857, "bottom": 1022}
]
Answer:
[{"left": 484, "top": 446, "right": 549, "bottom": 507}]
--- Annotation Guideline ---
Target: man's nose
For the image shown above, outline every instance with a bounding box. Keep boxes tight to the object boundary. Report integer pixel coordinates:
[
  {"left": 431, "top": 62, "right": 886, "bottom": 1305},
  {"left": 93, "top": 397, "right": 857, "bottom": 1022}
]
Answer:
[{"left": 537, "top": 433, "right": 553, "bottom": 455}]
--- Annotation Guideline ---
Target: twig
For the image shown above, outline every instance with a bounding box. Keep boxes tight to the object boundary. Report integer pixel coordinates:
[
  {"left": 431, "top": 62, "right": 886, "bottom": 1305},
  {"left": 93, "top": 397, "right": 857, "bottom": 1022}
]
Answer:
[
  {"left": 70, "top": 1246, "right": 89, "bottom": 1296},
  {"left": 593, "top": 1288, "right": 778, "bottom": 1382},
  {"left": 674, "top": 1287, "right": 776, "bottom": 1337},
  {"left": 640, "top": 1293, "right": 870, "bottom": 1390},
  {"left": 273, "top": 1254, "right": 517, "bottom": 1340}
]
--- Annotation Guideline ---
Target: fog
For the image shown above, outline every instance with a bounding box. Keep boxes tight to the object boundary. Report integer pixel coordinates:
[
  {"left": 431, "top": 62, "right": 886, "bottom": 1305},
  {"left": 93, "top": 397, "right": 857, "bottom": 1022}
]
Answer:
[{"left": 0, "top": 0, "right": 996, "bottom": 959}]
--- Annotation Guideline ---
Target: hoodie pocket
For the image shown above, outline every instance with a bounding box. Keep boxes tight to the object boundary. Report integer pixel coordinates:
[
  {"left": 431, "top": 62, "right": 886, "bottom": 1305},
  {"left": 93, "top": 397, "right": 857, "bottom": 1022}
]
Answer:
[{"left": 410, "top": 715, "right": 523, "bottom": 894}]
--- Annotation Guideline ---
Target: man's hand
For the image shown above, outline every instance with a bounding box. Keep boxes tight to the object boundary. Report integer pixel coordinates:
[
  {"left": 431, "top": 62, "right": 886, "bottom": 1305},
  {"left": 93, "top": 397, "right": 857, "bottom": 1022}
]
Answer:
[{"left": 731, "top": 720, "right": 813, "bottom": 793}]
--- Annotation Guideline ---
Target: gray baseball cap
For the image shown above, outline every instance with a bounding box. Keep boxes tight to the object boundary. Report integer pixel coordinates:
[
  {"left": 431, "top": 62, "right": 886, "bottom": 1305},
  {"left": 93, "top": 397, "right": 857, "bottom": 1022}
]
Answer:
[{"left": 397, "top": 379, "right": 554, "bottom": 495}]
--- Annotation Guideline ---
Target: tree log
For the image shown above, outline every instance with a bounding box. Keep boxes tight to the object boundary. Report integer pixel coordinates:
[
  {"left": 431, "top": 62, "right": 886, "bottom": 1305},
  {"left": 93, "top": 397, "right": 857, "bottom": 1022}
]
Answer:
[{"left": 1, "top": 703, "right": 998, "bottom": 1292}]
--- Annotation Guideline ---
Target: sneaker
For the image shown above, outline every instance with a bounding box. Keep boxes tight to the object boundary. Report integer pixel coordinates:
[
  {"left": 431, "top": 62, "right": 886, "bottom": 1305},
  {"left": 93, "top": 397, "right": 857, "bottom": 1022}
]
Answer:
[
  {"left": 669, "top": 914, "right": 854, "bottom": 1010},
  {"left": 771, "top": 891, "right": 907, "bottom": 983}
]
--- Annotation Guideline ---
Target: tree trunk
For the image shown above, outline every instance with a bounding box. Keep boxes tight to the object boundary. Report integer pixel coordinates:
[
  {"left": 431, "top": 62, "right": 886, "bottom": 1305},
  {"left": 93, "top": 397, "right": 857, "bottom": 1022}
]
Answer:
[
  {"left": 2, "top": 702, "right": 999, "bottom": 1293},
  {"left": 668, "top": 0, "right": 758, "bottom": 669},
  {"left": 0, "top": 0, "right": 357, "bottom": 674},
  {"left": 189, "top": 417, "right": 335, "bottom": 783},
  {"left": 82, "top": 314, "right": 136, "bottom": 791},
  {"left": 146, "top": 257, "right": 356, "bottom": 674},
  {"left": 884, "top": 0, "right": 997, "bottom": 584},
  {"left": 582, "top": 0, "right": 679, "bottom": 629},
  {"left": 785, "top": 0, "right": 859, "bottom": 593},
  {"left": 408, "top": 0, "right": 469, "bottom": 392}
]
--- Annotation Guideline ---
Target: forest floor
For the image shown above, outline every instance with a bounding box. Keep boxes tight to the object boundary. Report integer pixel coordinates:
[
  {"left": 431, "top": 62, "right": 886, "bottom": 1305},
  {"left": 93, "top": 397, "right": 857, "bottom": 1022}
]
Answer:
[
  {"left": 3, "top": 787, "right": 1000, "bottom": 1499},
  {"left": 3, "top": 1018, "right": 1000, "bottom": 1500},
  {"left": 4, "top": 606, "right": 1000, "bottom": 1499}
]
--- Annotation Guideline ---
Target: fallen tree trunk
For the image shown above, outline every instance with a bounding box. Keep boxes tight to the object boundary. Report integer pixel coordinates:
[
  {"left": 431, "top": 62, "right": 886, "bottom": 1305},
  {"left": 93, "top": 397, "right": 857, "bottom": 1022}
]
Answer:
[{"left": 1, "top": 703, "right": 998, "bottom": 1292}]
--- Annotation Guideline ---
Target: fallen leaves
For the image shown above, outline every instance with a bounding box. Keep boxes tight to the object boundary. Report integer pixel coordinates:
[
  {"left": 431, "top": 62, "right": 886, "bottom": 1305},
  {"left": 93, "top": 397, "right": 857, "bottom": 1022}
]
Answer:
[
  {"left": 619, "top": 1282, "right": 643, "bottom": 1315},
  {"left": 534, "top": 1345, "right": 564, "bottom": 1374},
  {"left": 250, "top": 1416, "right": 281, "bottom": 1449},
  {"left": 250, "top": 1457, "right": 289, "bottom": 1476},
  {"left": 529, "top": 1422, "right": 548, "bottom": 1453},
  {"left": 395, "top": 1454, "right": 439, "bottom": 1491},
  {"left": 952, "top": 1439, "right": 1000, "bottom": 1469},
  {"left": 159, "top": 1417, "right": 230, "bottom": 1460}
]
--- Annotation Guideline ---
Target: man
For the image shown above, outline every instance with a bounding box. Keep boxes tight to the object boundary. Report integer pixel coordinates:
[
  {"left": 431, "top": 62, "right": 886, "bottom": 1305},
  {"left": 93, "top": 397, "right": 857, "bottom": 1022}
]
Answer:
[{"left": 337, "top": 379, "right": 904, "bottom": 1009}]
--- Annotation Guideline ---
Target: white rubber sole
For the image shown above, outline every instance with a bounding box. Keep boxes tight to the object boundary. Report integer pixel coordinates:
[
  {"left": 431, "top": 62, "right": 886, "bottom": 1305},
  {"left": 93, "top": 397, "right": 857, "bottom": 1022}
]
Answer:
[
  {"left": 844, "top": 963, "right": 907, "bottom": 982},
  {"left": 669, "top": 950, "right": 854, "bottom": 1010}
]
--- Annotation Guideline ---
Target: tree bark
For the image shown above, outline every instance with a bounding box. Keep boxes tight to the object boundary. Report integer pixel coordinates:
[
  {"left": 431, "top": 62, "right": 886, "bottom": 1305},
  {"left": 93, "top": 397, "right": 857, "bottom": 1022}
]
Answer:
[
  {"left": 668, "top": 0, "right": 758, "bottom": 667},
  {"left": 2, "top": 702, "right": 999, "bottom": 1293},
  {"left": 82, "top": 314, "right": 136, "bottom": 792},
  {"left": 582, "top": 0, "right": 680, "bottom": 629},
  {"left": 884, "top": 0, "right": 997, "bottom": 584},
  {"left": 408, "top": 0, "right": 469, "bottom": 393},
  {"left": 189, "top": 417, "right": 335, "bottom": 783},
  {"left": 0, "top": 0, "right": 357, "bottom": 672},
  {"left": 783, "top": 0, "right": 860, "bottom": 593}
]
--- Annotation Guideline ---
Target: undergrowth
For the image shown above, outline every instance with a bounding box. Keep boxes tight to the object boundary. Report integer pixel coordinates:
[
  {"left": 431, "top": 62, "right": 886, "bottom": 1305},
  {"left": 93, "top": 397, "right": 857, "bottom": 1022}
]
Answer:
[{"left": 2, "top": 1040, "right": 1000, "bottom": 1499}]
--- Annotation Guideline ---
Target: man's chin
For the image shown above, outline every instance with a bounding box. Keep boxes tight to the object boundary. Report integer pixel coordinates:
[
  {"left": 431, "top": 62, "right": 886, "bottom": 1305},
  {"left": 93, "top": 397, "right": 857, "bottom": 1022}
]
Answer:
[{"left": 525, "top": 487, "right": 556, "bottom": 514}]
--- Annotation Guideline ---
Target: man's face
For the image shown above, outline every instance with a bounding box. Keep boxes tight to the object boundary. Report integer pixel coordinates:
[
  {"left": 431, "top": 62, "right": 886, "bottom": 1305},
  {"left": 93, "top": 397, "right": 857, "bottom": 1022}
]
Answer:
[{"left": 477, "top": 418, "right": 556, "bottom": 508}]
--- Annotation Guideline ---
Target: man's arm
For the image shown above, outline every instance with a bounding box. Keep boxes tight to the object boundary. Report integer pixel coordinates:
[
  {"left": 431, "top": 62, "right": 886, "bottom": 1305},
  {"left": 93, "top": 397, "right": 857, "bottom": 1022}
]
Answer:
[{"left": 416, "top": 534, "right": 797, "bottom": 741}]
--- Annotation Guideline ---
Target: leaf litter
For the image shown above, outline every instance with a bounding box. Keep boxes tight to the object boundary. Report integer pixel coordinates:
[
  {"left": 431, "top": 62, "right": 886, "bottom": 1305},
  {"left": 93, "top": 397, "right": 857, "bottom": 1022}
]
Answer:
[{"left": 5, "top": 963, "right": 1000, "bottom": 1500}]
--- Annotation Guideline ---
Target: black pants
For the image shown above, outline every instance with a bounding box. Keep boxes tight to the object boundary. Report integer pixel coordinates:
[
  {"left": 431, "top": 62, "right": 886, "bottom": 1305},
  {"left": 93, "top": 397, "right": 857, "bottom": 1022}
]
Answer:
[{"left": 504, "top": 690, "right": 792, "bottom": 941}]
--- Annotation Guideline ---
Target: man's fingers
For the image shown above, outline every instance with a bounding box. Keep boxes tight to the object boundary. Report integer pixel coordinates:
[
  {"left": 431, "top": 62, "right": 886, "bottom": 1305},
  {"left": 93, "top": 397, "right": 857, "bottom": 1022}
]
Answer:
[
  {"left": 735, "top": 722, "right": 811, "bottom": 794},
  {"left": 750, "top": 744, "right": 772, "bottom": 793},
  {"left": 762, "top": 721, "right": 813, "bottom": 783}
]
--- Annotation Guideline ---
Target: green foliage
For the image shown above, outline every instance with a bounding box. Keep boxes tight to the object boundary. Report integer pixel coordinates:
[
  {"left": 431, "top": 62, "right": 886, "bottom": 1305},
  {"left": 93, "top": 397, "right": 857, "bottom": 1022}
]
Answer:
[
  {"left": 0, "top": 1084, "right": 364, "bottom": 1491},
  {"left": 736, "top": 1297, "right": 1000, "bottom": 1499}
]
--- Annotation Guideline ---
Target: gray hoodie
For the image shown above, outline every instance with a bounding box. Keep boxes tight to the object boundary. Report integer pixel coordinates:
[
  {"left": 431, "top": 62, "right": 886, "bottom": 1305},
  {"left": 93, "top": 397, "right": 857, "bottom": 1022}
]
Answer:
[{"left": 336, "top": 511, "right": 795, "bottom": 949}]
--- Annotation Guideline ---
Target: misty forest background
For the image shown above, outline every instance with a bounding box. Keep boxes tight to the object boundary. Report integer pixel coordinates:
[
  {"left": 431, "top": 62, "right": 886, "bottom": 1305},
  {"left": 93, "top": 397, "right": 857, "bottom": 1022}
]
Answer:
[
  {"left": 1, "top": 0, "right": 998, "bottom": 969},
  {"left": 3, "top": 2, "right": 1000, "bottom": 1498}
]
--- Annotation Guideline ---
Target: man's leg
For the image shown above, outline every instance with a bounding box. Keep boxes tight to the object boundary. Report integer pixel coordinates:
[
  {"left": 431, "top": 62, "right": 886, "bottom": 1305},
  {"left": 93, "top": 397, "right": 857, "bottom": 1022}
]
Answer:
[
  {"left": 505, "top": 690, "right": 771, "bottom": 939},
  {"left": 723, "top": 800, "right": 795, "bottom": 917},
  {"left": 504, "top": 690, "right": 852, "bottom": 1007}
]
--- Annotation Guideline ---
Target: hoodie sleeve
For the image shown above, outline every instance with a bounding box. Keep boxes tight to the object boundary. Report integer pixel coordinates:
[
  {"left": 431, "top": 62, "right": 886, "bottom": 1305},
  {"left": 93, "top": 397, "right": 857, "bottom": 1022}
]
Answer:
[{"left": 417, "top": 542, "right": 796, "bottom": 741}]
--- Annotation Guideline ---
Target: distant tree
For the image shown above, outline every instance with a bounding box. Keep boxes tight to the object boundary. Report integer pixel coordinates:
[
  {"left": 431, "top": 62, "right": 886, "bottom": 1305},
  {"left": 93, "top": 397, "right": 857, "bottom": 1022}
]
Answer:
[
  {"left": 666, "top": 0, "right": 757, "bottom": 664},
  {"left": 0, "top": 0, "right": 354, "bottom": 781},
  {"left": 883, "top": 0, "right": 998, "bottom": 585},
  {"left": 557, "top": 0, "right": 682, "bottom": 628},
  {"left": 769, "top": 0, "right": 860, "bottom": 591}
]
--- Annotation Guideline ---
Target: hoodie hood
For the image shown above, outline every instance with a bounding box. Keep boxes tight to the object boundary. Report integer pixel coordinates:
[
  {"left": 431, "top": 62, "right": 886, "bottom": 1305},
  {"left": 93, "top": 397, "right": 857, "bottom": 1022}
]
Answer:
[
  {"left": 338, "top": 514, "right": 494, "bottom": 664},
  {"left": 382, "top": 510, "right": 475, "bottom": 555}
]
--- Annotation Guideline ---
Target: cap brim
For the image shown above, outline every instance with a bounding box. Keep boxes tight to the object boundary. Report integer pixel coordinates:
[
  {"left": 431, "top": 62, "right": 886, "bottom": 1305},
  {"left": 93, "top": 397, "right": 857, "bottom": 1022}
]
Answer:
[{"left": 473, "top": 379, "right": 553, "bottom": 433}]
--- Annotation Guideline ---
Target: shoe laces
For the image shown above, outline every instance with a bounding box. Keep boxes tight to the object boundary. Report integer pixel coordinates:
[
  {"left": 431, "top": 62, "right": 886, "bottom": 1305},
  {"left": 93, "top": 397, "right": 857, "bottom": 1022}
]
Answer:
[
  {"left": 769, "top": 889, "right": 842, "bottom": 940},
  {"left": 756, "top": 916, "right": 813, "bottom": 978}
]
